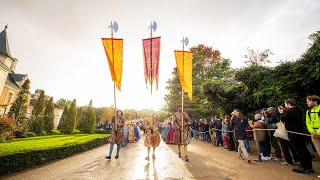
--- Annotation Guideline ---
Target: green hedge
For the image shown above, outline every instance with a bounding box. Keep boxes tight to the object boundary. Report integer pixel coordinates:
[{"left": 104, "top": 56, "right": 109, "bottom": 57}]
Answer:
[
  {"left": 0, "top": 136, "right": 109, "bottom": 175},
  {"left": 94, "top": 129, "right": 111, "bottom": 134}
]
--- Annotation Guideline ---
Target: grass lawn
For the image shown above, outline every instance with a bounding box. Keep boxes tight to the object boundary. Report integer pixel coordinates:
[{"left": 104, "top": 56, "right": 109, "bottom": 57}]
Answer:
[{"left": 0, "top": 134, "right": 109, "bottom": 157}]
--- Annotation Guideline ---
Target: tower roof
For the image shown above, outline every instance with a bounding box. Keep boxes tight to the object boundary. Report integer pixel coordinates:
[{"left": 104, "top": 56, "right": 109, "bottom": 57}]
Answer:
[{"left": 0, "top": 25, "right": 13, "bottom": 59}]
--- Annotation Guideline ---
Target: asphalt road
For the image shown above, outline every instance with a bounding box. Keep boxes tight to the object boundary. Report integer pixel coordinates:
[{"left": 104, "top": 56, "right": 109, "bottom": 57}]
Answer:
[{"left": 2, "top": 135, "right": 319, "bottom": 180}]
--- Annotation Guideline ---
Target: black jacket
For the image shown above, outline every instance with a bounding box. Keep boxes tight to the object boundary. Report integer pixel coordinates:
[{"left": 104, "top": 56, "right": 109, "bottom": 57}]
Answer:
[
  {"left": 231, "top": 117, "right": 247, "bottom": 140},
  {"left": 280, "top": 106, "right": 305, "bottom": 133}
]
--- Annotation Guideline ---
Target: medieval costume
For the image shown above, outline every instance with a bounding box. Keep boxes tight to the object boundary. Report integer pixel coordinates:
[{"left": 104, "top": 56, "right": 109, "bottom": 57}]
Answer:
[
  {"left": 128, "top": 120, "right": 135, "bottom": 142},
  {"left": 134, "top": 122, "right": 140, "bottom": 140},
  {"left": 173, "top": 105, "right": 191, "bottom": 161},
  {"left": 166, "top": 121, "right": 175, "bottom": 144},
  {"left": 144, "top": 115, "right": 161, "bottom": 160},
  {"left": 106, "top": 110, "right": 125, "bottom": 159}
]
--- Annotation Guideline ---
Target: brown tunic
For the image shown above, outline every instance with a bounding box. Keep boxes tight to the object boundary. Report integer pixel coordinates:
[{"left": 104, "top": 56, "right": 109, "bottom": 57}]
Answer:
[
  {"left": 173, "top": 111, "right": 191, "bottom": 146},
  {"left": 144, "top": 118, "right": 161, "bottom": 147},
  {"left": 108, "top": 115, "right": 125, "bottom": 145}
]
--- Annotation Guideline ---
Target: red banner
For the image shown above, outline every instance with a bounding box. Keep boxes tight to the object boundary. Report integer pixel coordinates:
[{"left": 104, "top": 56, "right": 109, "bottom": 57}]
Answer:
[{"left": 143, "top": 37, "right": 161, "bottom": 92}]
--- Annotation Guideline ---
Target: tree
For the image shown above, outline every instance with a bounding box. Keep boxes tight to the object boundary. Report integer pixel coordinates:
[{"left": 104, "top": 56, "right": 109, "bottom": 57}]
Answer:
[
  {"left": 243, "top": 48, "right": 274, "bottom": 66},
  {"left": 57, "top": 106, "right": 68, "bottom": 132},
  {"left": 99, "top": 106, "right": 114, "bottom": 124},
  {"left": 29, "top": 90, "right": 45, "bottom": 134},
  {"left": 164, "top": 44, "right": 228, "bottom": 119},
  {"left": 8, "top": 79, "right": 31, "bottom": 130},
  {"left": 76, "top": 106, "right": 85, "bottom": 129},
  {"left": 82, "top": 100, "right": 96, "bottom": 133},
  {"left": 64, "top": 99, "right": 77, "bottom": 134},
  {"left": 43, "top": 97, "right": 55, "bottom": 133},
  {"left": 56, "top": 98, "right": 71, "bottom": 108}
]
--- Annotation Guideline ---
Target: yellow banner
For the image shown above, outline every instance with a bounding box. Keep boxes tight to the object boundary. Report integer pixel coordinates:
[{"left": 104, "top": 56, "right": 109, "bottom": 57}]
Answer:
[
  {"left": 174, "top": 50, "right": 192, "bottom": 100},
  {"left": 101, "top": 38, "right": 123, "bottom": 91}
]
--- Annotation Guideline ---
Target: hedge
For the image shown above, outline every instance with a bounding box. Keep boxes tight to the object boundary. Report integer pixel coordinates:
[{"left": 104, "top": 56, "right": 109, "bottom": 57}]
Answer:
[
  {"left": 94, "top": 129, "right": 111, "bottom": 134},
  {"left": 0, "top": 135, "right": 109, "bottom": 175}
]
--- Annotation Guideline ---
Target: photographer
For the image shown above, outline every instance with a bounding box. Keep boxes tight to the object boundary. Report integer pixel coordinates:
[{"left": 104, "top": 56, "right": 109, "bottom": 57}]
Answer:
[
  {"left": 266, "top": 107, "right": 282, "bottom": 161},
  {"left": 279, "top": 99, "right": 313, "bottom": 174}
]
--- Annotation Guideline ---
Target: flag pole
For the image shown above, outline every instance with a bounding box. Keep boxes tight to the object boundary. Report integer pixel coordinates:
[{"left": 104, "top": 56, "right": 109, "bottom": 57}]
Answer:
[
  {"left": 181, "top": 37, "right": 185, "bottom": 143},
  {"left": 110, "top": 21, "right": 117, "bottom": 132},
  {"left": 150, "top": 23, "right": 153, "bottom": 95}
]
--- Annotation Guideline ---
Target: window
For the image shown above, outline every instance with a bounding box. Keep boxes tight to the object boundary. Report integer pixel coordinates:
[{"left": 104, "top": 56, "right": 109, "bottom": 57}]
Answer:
[{"left": 6, "top": 92, "right": 13, "bottom": 104}]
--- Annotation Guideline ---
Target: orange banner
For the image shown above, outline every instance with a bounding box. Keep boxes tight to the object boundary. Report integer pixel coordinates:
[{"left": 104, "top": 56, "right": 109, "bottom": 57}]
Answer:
[
  {"left": 101, "top": 38, "right": 123, "bottom": 91},
  {"left": 174, "top": 50, "right": 193, "bottom": 100}
]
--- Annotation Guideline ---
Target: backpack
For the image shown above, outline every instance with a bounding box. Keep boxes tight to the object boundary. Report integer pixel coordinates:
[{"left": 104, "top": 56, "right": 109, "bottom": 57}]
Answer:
[{"left": 216, "top": 120, "right": 222, "bottom": 129}]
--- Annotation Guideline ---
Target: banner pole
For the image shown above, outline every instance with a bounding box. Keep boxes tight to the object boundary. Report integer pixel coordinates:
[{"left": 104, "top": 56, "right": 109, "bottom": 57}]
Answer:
[
  {"left": 181, "top": 40, "right": 184, "bottom": 143},
  {"left": 150, "top": 24, "right": 153, "bottom": 95},
  {"left": 111, "top": 24, "right": 117, "bottom": 132}
]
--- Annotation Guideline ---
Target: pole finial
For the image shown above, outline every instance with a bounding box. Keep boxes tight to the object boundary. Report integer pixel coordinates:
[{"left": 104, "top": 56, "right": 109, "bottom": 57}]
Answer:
[{"left": 4, "top": 24, "right": 8, "bottom": 31}]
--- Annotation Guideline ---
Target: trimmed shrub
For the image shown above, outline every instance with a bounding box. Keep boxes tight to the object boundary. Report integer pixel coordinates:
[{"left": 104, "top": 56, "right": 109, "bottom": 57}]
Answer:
[
  {"left": 71, "top": 129, "right": 80, "bottom": 134},
  {"left": 0, "top": 136, "right": 109, "bottom": 175},
  {"left": 50, "top": 129, "right": 61, "bottom": 135},
  {"left": 25, "top": 132, "right": 37, "bottom": 137},
  {"left": 94, "top": 130, "right": 111, "bottom": 134},
  {"left": 0, "top": 118, "right": 20, "bottom": 142}
]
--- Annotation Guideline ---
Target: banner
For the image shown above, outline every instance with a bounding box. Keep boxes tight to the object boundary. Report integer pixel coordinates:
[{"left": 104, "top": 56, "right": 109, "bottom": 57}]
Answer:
[
  {"left": 143, "top": 37, "right": 161, "bottom": 92},
  {"left": 174, "top": 50, "right": 193, "bottom": 100},
  {"left": 101, "top": 38, "right": 123, "bottom": 91}
]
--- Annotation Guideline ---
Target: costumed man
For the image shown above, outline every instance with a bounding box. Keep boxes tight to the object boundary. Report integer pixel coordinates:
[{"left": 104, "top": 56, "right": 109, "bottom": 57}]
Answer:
[
  {"left": 144, "top": 114, "right": 161, "bottom": 161},
  {"left": 106, "top": 110, "right": 125, "bottom": 159},
  {"left": 173, "top": 104, "right": 191, "bottom": 161}
]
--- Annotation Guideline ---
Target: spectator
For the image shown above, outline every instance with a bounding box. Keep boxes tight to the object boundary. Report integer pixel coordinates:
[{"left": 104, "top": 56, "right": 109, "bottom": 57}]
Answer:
[
  {"left": 231, "top": 109, "right": 251, "bottom": 163},
  {"left": 214, "top": 116, "right": 223, "bottom": 146},
  {"left": 279, "top": 99, "right": 313, "bottom": 174},
  {"left": 266, "top": 107, "right": 282, "bottom": 161},
  {"left": 249, "top": 114, "right": 269, "bottom": 161},
  {"left": 305, "top": 95, "right": 320, "bottom": 177}
]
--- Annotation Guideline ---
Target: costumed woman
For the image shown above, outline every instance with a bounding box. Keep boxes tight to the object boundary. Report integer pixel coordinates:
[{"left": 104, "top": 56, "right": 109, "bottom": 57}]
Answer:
[
  {"left": 173, "top": 104, "right": 191, "bottom": 161},
  {"left": 128, "top": 117, "right": 135, "bottom": 142},
  {"left": 144, "top": 114, "right": 161, "bottom": 160},
  {"left": 134, "top": 121, "right": 141, "bottom": 140},
  {"left": 166, "top": 117, "right": 175, "bottom": 144},
  {"left": 106, "top": 110, "right": 125, "bottom": 159}
]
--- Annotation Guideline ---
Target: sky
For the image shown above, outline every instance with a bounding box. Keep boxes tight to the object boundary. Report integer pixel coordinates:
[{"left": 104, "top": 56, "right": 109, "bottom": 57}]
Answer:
[{"left": 0, "top": 0, "right": 319, "bottom": 110}]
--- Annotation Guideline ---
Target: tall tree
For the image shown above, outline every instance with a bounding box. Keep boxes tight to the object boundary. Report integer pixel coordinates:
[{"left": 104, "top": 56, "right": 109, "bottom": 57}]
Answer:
[
  {"left": 164, "top": 44, "right": 226, "bottom": 119},
  {"left": 64, "top": 99, "right": 77, "bottom": 134},
  {"left": 43, "top": 97, "right": 55, "bottom": 133},
  {"left": 56, "top": 98, "right": 71, "bottom": 108},
  {"left": 57, "top": 106, "right": 68, "bottom": 132},
  {"left": 76, "top": 106, "right": 84, "bottom": 129},
  {"left": 82, "top": 100, "right": 96, "bottom": 133},
  {"left": 99, "top": 106, "right": 114, "bottom": 124},
  {"left": 8, "top": 79, "right": 31, "bottom": 129},
  {"left": 29, "top": 90, "right": 45, "bottom": 134},
  {"left": 243, "top": 48, "right": 273, "bottom": 66}
]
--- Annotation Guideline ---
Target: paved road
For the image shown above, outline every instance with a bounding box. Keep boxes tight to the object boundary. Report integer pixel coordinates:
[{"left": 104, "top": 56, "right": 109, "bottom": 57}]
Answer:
[{"left": 2, "top": 135, "right": 320, "bottom": 180}]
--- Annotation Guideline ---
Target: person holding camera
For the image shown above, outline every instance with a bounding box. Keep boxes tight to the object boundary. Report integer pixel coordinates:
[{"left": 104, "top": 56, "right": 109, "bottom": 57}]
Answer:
[
  {"left": 266, "top": 107, "right": 282, "bottom": 161},
  {"left": 279, "top": 99, "right": 313, "bottom": 174},
  {"left": 231, "top": 109, "right": 251, "bottom": 163},
  {"left": 106, "top": 110, "right": 125, "bottom": 159}
]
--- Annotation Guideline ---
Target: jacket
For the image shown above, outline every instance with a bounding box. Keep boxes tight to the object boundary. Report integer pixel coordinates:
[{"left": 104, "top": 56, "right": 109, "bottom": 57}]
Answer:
[
  {"left": 249, "top": 120, "right": 266, "bottom": 141},
  {"left": 306, "top": 105, "right": 320, "bottom": 135}
]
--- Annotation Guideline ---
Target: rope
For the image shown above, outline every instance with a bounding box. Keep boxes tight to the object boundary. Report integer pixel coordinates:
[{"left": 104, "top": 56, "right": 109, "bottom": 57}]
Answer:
[{"left": 188, "top": 127, "right": 311, "bottom": 137}]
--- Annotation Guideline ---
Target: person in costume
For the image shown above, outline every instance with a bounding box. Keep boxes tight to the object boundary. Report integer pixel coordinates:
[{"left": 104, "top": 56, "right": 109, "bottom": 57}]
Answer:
[
  {"left": 106, "top": 110, "right": 125, "bottom": 159},
  {"left": 144, "top": 114, "right": 161, "bottom": 160},
  {"left": 121, "top": 121, "right": 129, "bottom": 147},
  {"left": 134, "top": 121, "right": 141, "bottom": 140},
  {"left": 166, "top": 118, "right": 175, "bottom": 144},
  {"left": 128, "top": 117, "right": 135, "bottom": 142},
  {"left": 173, "top": 104, "right": 191, "bottom": 161}
]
